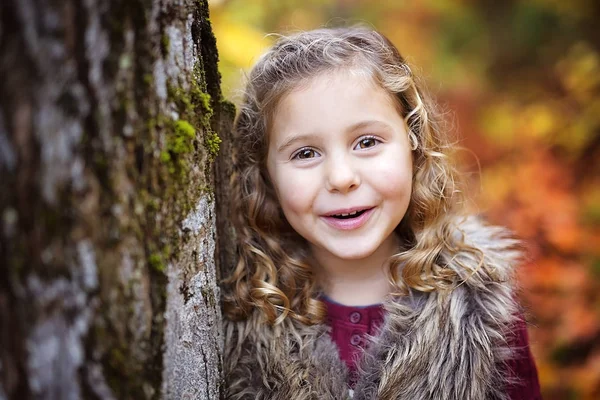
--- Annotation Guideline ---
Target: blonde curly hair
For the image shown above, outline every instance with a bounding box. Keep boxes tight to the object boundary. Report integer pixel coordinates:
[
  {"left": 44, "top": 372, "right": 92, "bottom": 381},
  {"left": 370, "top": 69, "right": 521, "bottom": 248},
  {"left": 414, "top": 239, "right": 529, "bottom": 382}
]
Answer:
[{"left": 223, "top": 27, "right": 482, "bottom": 325}]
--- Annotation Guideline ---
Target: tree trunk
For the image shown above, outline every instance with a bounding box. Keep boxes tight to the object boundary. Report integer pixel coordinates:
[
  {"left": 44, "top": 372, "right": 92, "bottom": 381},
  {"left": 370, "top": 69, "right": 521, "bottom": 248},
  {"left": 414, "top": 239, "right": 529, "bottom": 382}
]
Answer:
[{"left": 0, "top": 0, "right": 233, "bottom": 399}]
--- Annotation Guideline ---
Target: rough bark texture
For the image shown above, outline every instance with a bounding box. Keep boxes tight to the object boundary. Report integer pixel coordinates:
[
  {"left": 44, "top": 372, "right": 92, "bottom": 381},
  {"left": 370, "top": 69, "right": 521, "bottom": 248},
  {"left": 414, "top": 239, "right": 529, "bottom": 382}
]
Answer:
[{"left": 0, "top": 0, "right": 233, "bottom": 399}]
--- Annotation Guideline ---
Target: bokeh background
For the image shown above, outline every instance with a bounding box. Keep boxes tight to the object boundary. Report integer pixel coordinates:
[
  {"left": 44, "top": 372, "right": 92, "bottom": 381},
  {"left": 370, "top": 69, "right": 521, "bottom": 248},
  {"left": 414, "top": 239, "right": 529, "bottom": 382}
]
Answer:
[{"left": 208, "top": 0, "right": 600, "bottom": 398}]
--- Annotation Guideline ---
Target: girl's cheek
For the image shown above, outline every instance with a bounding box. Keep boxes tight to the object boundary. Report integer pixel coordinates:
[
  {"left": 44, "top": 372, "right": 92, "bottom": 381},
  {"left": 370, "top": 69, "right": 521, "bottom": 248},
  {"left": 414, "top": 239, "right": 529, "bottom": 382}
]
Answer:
[
  {"left": 371, "top": 155, "right": 412, "bottom": 196},
  {"left": 273, "top": 168, "right": 316, "bottom": 214}
]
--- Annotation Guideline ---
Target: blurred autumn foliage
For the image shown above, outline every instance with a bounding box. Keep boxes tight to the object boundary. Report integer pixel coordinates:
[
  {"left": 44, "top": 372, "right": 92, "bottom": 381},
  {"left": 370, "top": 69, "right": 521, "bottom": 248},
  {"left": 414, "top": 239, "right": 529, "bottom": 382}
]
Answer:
[{"left": 208, "top": 0, "right": 600, "bottom": 398}]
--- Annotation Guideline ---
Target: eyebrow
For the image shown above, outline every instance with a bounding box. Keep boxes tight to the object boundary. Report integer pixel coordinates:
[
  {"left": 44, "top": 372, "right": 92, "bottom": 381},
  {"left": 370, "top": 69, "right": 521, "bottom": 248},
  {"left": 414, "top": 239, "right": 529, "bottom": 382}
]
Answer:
[
  {"left": 276, "top": 133, "right": 322, "bottom": 153},
  {"left": 275, "top": 120, "right": 393, "bottom": 153},
  {"left": 348, "top": 120, "right": 393, "bottom": 132}
]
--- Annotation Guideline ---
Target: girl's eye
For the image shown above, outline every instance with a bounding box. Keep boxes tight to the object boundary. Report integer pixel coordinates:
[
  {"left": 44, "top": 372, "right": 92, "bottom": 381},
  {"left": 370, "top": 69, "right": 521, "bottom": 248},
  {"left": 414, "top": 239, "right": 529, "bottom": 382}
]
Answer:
[
  {"left": 293, "top": 148, "right": 319, "bottom": 160},
  {"left": 355, "top": 136, "right": 379, "bottom": 150}
]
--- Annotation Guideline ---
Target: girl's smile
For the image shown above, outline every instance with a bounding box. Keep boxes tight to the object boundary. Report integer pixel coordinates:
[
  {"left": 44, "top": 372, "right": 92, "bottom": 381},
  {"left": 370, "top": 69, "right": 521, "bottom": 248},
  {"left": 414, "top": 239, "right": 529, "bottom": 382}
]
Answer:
[
  {"left": 267, "top": 70, "right": 413, "bottom": 264},
  {"left": 321, "top": 206, "right": 375, "bottom": 230}
]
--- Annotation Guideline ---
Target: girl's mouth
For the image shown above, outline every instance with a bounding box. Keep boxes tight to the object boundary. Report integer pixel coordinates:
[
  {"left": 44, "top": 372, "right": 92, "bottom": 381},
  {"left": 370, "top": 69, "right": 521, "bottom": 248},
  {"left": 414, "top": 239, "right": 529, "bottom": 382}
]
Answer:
[
  {"left": 330, "top": 209, "right": 367, "bottom": 219},
  {"left": 321, "top": 207, "right": 375, "bottom": 230}
]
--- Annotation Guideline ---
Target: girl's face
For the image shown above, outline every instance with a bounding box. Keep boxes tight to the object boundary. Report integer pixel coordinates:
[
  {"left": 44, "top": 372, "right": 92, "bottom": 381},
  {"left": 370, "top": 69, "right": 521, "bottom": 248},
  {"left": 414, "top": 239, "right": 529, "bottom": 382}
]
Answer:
[{"left": 267, "top": 71, "right": 413, "bottom": 263}]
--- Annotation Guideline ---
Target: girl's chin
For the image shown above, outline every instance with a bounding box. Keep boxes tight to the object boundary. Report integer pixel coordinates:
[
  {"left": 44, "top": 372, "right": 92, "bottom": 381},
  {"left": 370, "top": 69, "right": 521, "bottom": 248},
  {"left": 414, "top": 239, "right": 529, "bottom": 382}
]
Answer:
[
  {"left": 332, "top": 249, "right": 378, "bottom": 261},
  {"left": 311, "top": 243, "right": 382, "bottom": 262},
  {"left": 308, "top": 233, "right": 401, "bottom": 264}
]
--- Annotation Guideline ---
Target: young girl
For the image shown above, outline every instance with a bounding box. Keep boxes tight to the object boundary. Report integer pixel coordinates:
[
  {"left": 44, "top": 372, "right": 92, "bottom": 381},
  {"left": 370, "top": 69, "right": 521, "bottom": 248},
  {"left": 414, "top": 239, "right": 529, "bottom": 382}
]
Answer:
[{"left": 222, "top": 27, "right": 541, "bottom": 400}]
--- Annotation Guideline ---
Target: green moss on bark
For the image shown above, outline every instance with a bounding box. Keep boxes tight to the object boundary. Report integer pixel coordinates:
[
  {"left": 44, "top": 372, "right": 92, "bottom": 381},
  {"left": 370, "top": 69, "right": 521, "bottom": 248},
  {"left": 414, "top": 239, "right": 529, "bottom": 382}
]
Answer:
[
  {"left": 148, "top": 253, "right": 166, "bottom": 273},
  {"left": 159, "top": 118, "right": 197, "bottom": 179},
  {"left": 205, "top": 131, "right": 221, "bottom": 160},
  {"left": 161, "top": 34, "right": 170, "bottom": 55},
  {"left": 166, "top": 72, "right": 221, "bottom": 163}
]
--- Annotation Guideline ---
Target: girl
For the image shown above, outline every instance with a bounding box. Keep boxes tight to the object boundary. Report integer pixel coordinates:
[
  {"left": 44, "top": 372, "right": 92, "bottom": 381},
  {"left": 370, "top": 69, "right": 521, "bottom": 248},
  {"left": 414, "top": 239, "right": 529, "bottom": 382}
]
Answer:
[{"left": 222, "top": 27, "right": 541, "bottom": 400}]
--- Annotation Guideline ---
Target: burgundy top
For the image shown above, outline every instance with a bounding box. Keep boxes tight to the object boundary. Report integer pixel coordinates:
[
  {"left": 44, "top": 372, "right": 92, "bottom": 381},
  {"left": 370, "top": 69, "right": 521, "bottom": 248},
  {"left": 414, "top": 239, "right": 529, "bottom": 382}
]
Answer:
[{"left": 323, "top": 297, "right": 542, "bottom": 399}]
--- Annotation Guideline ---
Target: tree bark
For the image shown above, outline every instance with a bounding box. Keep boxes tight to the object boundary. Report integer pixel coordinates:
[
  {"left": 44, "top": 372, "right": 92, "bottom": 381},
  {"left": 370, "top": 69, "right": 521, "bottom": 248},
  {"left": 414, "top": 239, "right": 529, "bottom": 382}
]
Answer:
[{"left": 0, "top": 0, "right": 233, "bottom": 399}]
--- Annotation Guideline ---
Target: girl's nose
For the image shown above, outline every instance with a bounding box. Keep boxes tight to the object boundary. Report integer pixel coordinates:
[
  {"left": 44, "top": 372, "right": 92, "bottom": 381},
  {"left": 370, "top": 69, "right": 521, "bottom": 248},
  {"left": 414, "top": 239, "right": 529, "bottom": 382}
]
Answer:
[{"left": 325, "top": 154, "right": 361, "bottom": 193}]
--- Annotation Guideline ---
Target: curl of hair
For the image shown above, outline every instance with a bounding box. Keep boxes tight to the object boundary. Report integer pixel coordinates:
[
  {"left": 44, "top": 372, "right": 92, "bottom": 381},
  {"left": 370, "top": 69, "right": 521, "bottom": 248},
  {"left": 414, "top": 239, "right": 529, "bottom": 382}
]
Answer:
[{"left": 223, "top": 26, "right": 490, "bottom": 325}]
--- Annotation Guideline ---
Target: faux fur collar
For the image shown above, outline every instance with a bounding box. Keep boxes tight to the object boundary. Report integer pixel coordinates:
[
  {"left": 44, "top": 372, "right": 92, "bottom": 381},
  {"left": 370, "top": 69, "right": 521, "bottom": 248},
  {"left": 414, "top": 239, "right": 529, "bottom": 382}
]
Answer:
[{"left": 223, "top": 217, "right": 522, "bottom": 400}]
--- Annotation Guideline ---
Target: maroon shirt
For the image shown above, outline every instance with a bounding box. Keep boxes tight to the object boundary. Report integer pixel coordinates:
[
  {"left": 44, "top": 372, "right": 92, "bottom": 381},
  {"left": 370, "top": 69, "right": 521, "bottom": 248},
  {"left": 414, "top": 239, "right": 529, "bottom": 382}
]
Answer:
[{"left": 323, "top": 297, "right": 542, "bottom": 399}]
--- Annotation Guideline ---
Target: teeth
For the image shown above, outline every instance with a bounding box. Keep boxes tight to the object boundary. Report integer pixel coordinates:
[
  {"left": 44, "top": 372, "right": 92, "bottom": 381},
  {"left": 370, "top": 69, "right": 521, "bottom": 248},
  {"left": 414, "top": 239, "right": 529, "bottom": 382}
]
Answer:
[{"left": 334, "top": 210, "right": 359, "bottom": 217}]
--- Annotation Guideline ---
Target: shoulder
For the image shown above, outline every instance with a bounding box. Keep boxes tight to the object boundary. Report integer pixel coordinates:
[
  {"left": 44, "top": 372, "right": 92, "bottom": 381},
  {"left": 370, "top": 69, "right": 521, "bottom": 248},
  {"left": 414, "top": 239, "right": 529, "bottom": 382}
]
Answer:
[
  {"left": 223, "top": 312, "right": 331, "bottom": 359},
  {"left": 449, "top": 217, "right": 543, "bottom": 397},
  {"left": 438, "top": 216, "right": 527, "bottom": 347},
  {"left": 222, "top": 311, "right": 328, "bottom": 373},
  {"left": 445, "top": 215, "right": 523, "bottom": 285}
]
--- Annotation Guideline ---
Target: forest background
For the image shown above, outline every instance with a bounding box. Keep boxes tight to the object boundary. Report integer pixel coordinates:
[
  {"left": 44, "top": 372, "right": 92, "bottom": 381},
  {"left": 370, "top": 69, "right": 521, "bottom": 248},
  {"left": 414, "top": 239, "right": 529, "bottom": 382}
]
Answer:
[{"left": 208, "top": 0, "right": 600, "bottom": 398}]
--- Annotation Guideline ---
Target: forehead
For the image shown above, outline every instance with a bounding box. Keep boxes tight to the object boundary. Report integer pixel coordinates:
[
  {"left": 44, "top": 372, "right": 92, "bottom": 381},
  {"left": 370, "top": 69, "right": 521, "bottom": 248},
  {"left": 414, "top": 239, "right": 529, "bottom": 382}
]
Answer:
[{"left": 269, "top": 70, "right": 401, "bottom": 138}]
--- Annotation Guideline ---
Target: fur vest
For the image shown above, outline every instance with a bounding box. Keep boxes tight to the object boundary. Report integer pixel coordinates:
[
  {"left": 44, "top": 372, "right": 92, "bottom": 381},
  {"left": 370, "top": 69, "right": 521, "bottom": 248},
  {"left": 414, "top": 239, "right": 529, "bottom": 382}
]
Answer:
[{"left": 223, "top": 217, "right": 524, "bottom": 400}]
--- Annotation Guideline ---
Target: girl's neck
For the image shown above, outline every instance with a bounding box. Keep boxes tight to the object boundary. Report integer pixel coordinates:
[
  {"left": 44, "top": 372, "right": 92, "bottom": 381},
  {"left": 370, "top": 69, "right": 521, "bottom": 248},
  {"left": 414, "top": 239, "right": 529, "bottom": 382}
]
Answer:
[{"left": 311, "top": 234, "right": 400, "bottom": 306}]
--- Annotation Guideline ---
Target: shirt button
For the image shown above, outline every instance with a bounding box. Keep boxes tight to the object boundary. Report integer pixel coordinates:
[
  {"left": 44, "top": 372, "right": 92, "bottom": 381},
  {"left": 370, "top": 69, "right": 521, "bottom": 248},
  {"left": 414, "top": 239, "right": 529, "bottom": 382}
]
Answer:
[
  {"left": 349, "top": 311, "right": 361, "bottom": 324},
  {"left": 350, "top": 333, "right": 362, "bottom": 346}
]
